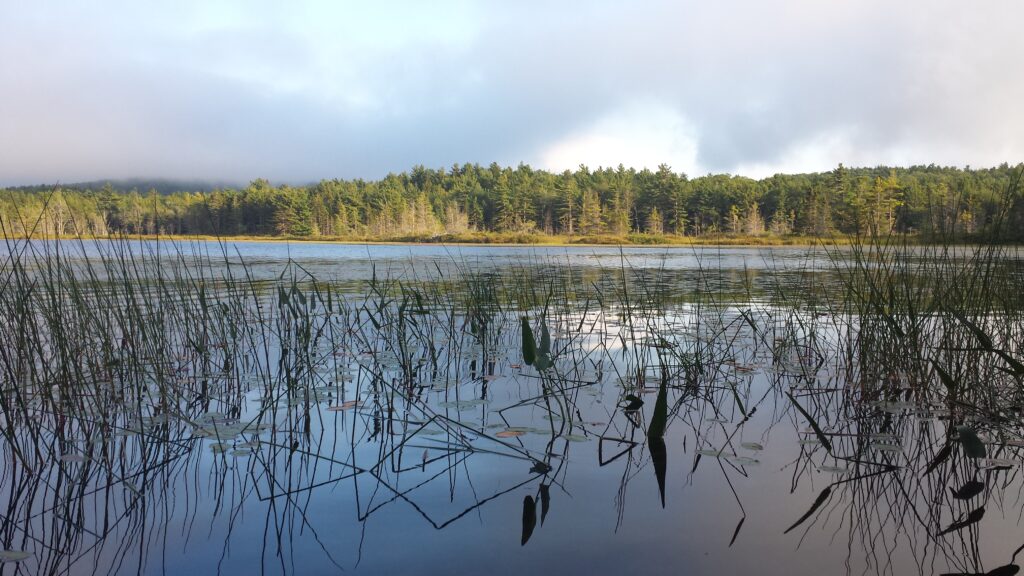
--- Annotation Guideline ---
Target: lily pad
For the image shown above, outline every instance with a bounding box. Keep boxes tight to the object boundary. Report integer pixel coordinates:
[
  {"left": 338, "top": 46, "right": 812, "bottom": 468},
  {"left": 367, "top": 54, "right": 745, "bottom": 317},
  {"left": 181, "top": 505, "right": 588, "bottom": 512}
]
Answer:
[{"left": 0, "top": 550, "right": 30, "bottom": 563}]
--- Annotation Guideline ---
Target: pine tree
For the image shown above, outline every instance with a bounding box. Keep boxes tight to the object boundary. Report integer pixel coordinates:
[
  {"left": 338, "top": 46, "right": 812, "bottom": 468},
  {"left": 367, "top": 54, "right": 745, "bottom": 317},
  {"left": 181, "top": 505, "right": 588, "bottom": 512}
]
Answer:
[
  {"left": 579, "top": 189, "right": 603, "bottom": 235},
  {"left": 646, "top": 207, "right": 664, "bottom": 234}
]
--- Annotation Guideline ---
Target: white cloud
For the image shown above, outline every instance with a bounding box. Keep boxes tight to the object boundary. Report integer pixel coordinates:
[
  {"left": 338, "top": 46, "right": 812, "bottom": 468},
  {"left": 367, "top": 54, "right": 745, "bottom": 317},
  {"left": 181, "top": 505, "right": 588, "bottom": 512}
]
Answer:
[
  {"left": 1, "top": 0, "right": 1023, "bottom": 184},
  {"left": 538, "top": 102, "right": 700, "bottom": 175}
]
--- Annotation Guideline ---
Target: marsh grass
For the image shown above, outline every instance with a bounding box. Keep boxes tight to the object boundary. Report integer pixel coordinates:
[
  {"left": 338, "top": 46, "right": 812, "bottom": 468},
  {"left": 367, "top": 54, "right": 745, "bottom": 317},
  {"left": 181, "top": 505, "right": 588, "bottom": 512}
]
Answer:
[{"left": 1, "top": 208, "right": 1024, "bottom": 574}]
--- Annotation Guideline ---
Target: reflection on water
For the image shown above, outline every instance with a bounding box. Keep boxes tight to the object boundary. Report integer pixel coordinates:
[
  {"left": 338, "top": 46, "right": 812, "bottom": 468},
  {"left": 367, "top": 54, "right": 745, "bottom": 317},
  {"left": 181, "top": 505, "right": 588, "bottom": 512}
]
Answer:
[{"left": 1, "top": 240, "right": 1023, "bottom": 575}]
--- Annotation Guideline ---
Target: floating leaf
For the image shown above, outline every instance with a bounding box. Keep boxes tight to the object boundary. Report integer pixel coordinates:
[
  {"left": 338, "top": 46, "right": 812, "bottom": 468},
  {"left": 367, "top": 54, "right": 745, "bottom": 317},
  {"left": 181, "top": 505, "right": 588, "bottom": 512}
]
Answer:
[
  {"left": 327, "top": 400, "right": 360, "bottom": 412},
  {"left": 982, "top": 458, "right": 1018, "bottom": 470},
  {"left": 938, "top": 506, "right": 985, "bottom": 536},
  {"left": 0, "top": 550, "right": 30, "bottom": 563},
  {"left": 924, "top": 443, "right": 953, "bottom": 475},
  {"left": 729, "top": 516, "right": 746, "bottom": 547},
  {"left": 951, "top": 480, "right": 985, "bottom": 500},
  {"left": 539, "top": 320, "right": 551, "bottom": 356},
  {"left": 787, "top": 393, "right": 832, "bottom": 453},
  {"left": 818, "top": 465, "right": 849, "bottom": 474},
  {"left": 622, "top": 394, "right": 644, "bottom": 411},
  {"left": 870, "top": 442, "right": 904, "bottom": 453},
  {"left": 530, "top": 461, "right": 552, "bottom": 474},
  {"left": 539, "top": 484, "right": 551, "bottom": 525},
  {"left": 521, "top": 495, "right": 537, "bottom": 546},
  {"left": 741, "top": 442, "right": 764, "bottom": 451},
  {"left": 496, "top": 430, "right": 526, "bottom": 438},
  {"left": 647, "top": 379, "right": 668, "bottom": 440},
  {"left": 521, "top": 317, "right": 536, "bottom": 366},
  {"left": 649, "top": 437, "right": 667, "bottom": 508},
  {"left": 957, "top": 426, "right": 987, "bottom": 459},
  {"left": 784, "top": 486, "right": 832, "bottom": 534}
]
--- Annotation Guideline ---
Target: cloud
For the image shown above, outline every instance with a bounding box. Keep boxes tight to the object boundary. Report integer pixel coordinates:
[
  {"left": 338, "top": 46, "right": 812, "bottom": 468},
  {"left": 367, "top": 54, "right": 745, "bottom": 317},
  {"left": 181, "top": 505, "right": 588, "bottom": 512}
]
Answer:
[
  {"left": 538, "top": 101, "right": 700, "bottom": 174},
  {"left": 1, "top": 0, "right": 1022, "bottom": 185}
]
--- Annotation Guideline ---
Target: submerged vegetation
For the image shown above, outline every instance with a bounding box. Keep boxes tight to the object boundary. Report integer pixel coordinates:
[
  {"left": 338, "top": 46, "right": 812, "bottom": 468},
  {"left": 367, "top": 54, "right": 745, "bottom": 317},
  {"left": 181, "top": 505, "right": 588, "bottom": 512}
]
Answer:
[
  {"left": 4, "top": 162, "right": 1024, "bottom": 243},
  {"left": 1, "top": 217, "right": 1024, "bottom": 573}
]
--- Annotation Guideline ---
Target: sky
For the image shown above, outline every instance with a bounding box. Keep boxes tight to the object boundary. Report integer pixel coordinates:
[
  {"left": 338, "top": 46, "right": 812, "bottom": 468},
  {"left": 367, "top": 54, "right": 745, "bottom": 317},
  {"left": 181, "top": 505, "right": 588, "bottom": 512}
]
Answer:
[{"left": 1, "top": 0, "right": 1022, "bottom": 185}]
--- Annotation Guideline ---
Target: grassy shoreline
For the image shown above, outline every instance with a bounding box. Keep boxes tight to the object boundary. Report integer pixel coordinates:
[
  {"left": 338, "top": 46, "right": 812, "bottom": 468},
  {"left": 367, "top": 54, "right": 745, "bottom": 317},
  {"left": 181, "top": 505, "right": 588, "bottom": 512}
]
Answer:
[{"left": 4, "top": 231, "right": 880, "bottom": 248}]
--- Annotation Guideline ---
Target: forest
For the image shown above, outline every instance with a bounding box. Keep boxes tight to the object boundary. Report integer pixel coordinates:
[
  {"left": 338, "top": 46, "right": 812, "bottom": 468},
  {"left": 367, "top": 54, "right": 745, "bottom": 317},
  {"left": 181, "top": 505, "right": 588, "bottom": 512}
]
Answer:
[{"left": 2, "top": 162, "right": 1022, "bottom": 242}]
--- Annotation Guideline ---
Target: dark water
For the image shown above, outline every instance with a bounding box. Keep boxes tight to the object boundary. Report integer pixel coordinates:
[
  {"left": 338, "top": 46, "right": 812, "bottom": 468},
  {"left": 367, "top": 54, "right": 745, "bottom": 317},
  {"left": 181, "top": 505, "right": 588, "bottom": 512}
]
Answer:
[{"left": 1, "top": 241, "right": 1023, "bottom": 575}]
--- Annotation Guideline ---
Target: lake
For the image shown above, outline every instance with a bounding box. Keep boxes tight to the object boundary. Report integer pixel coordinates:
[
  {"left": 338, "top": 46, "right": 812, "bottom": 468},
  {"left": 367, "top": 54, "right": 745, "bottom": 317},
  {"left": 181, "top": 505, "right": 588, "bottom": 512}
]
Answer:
[{"left": 0, "top": 239, "right": 1022, "bottom": 575}]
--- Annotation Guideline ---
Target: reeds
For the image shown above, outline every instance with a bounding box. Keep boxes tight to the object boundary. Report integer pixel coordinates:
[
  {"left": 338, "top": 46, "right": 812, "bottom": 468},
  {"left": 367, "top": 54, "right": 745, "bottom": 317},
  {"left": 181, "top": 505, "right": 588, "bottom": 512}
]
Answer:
[{"left": 0, "top": 221, "right": 1022, "bottom": 574}]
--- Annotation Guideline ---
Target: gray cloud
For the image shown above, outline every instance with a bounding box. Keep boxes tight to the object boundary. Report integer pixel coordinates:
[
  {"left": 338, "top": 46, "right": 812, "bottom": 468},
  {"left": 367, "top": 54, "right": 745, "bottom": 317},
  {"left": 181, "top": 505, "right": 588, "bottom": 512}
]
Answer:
[{"left": 1, "top": 0, "right": 1022, "bottom": 185}]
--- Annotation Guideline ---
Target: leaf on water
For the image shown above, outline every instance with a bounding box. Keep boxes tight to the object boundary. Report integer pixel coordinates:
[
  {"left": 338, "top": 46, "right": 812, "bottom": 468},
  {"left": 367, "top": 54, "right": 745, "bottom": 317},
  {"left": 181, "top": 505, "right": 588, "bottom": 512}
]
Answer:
[
  {"left": 741, "top": 442, "right": 764, "bottom": 451},
  {"left": 729, "top": 516, "right": 746, "bottom": 547},
  {"left": 622, "top": 394, "right": 644, "bottom": 411},
  {"left": 951, "top": 479, "right": 985, "bottom": 500},
  {"left": 784, "top": 486, "right": 832, "bottom": 534},
  {"left": 647, "top": 379, "right": 668, "bottom": 440},
  {"left": 530, "top": 461, "right": 552, "bottom": 474},
  {"left": 539, "top": 484, "right": 551, "bottom": 525},
  {"left": 539, "top": 320, "right": 551, "bottom": 356},
  {"left": 439, "top": 399, "right": 488, "bottom": 410},
  {"left": 870, "top": 442, "right": 904, "bottom": 454},
  {"left": 982, "top": 458, "right": 1018, "bottom": 470},
  {"left": 521, "top": 495, "right": 537, "bottom": 546},
  {"left": 0, "top": 550, "right": 31, "bottom": 563},
  {"left": 924, "top": 443, "right": 954, "bottom": 475},
  {"left": 787, "top": 392, "right": 832, "bottom": 453},
  {"left": 521, "top": 317, "right": 537, "bottom": 366},
  {"left": 327, "top": 400, "right": 360, "bottom": 412},
  {"left": 957, "top": 426, "right": 987, "bottom": 459},
  {"left": 649, "top": 437, "right": 667, "bottom": 508},
  {"left": 818, "top": 465, "right": 849, "bottom": 474},
  {"left": 937, "top": 506, "right": 985, "bottom": 536},
  {"left": 496, "top": 430, "right": 526, "bottom": 438}
]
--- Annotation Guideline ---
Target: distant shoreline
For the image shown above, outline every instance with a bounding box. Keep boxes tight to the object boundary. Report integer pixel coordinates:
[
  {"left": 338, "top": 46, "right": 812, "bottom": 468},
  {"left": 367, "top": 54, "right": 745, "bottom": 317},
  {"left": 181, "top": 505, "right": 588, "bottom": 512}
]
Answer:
[
  {"left": 3, "top": 232, "right": 1004, "bottom": 249},
  {"left": 2, "top": 232, "right": 868, "bottom": 248}
]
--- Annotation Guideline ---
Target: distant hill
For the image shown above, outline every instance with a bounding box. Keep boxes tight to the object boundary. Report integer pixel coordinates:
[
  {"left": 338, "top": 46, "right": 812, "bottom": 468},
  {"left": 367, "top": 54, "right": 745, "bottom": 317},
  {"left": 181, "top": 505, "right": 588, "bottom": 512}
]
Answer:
[{"left": 4, "top": 178, "right": 241, "bottom": 195}]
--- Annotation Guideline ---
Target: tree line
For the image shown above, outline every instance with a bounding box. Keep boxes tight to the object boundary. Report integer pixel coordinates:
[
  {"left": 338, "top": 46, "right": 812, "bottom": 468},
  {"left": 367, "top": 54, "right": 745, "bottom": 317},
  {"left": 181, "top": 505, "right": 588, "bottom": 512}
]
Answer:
[{"left": 3, "top": 162, "right": 1023, "bottom": 241}]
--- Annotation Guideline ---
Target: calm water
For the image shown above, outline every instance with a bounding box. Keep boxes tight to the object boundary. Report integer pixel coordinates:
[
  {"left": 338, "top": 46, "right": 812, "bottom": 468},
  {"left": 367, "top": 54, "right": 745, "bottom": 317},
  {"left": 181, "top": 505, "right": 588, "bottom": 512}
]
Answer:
[{"left": 1, "top": 240, "right": 1022, "bottom": 575}]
